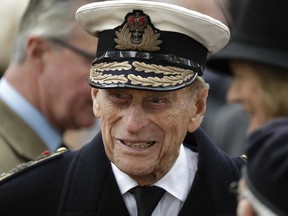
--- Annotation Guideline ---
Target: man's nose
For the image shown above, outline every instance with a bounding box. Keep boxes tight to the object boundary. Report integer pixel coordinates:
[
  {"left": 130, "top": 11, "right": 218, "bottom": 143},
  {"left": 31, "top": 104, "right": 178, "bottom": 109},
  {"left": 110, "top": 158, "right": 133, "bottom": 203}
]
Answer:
[{"left": 123, "top": 104, "right": 149, "bottom": 134}]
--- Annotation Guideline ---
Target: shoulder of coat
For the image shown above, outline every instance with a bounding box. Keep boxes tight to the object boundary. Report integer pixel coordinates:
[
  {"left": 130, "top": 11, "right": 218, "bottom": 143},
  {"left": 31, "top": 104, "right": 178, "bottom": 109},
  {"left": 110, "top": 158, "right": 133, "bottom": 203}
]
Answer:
[{"left": 0, "top": 147, "right": 68, "bottom": 183}]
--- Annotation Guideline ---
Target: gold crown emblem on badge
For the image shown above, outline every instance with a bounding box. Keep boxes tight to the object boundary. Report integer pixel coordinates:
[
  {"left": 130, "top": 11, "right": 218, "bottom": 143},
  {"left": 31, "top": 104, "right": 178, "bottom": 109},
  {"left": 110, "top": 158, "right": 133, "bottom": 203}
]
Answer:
[
  {"left": 114, "top": 10, "right": 162, "bottom": 51},
  {"left": 127, "top": 11, "right": 148, "bottom": 44}
]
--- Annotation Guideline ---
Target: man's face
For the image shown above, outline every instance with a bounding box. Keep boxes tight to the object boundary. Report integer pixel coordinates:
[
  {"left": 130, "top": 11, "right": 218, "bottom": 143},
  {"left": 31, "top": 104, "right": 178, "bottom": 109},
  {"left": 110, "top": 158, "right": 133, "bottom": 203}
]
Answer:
[
  {"left": 92, "top": 85, "right": 205, "bottom": 185},
  {"left": 228, "top": 60, "right": 267, "bottom": 133},
  {"left": 38, "top": 27, "right": 97, "bottom": 132}
]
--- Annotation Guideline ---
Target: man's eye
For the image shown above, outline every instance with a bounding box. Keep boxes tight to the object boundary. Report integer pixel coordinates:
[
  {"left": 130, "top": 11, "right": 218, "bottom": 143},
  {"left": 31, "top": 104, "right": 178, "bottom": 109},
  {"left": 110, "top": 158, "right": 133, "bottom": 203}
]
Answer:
[
  {"left": 149, "top": 98, "right": 168, "bottom": 109},
  {"left": 110, "top": 93, "right": 130, "bottom": 103},
  {"left": 151, "top": 98, "right": 165, "bottom": 104}
]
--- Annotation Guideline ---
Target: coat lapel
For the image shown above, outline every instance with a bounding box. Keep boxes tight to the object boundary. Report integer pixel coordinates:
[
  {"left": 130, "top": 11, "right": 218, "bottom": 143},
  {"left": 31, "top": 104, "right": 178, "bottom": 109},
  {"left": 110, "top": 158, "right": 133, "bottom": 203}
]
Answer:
[
  {"left": 179, "top": 172, "right": 213, "bottom": 215},
  {"left": 57, "top": 133, "right": 130, "bottom": 216},
  {"left": 179, "top": 129, "right": 242, "bottom": 215},
  {"left": 179, "top": 130, "right": 214, "bottom": 215},
  {"left": 96, "top": 168, "right": 131, "bottom": 216}
]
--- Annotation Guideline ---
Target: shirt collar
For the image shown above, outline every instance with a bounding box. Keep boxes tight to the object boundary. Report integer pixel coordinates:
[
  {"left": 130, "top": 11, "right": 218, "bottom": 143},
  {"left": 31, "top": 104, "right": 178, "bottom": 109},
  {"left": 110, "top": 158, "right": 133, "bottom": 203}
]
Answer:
[
  {"left": 0, "top": 78, "right": 61, "bottom": 152},
  {"left": 112, "top": 144, "right": 198, "bottom": 202}
]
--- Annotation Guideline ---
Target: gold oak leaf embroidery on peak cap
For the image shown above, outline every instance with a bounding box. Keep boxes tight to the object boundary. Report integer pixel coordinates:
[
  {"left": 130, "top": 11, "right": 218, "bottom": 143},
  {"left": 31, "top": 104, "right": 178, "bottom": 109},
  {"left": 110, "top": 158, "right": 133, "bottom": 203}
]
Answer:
[
  {"left": 90, "top": 62, "right": 131, "bottom": 84},
  {"left": 92, "top": 62, "right": 132, "bottom": 72},
  {"left": 132, "top": 61, "right": 194, "bottom": 75},
  {"left": 90, "top": 61, "right": 195, "bottom": 87},
  {"left": 129, "top": 61, "right": 195, "bottom": 87}
]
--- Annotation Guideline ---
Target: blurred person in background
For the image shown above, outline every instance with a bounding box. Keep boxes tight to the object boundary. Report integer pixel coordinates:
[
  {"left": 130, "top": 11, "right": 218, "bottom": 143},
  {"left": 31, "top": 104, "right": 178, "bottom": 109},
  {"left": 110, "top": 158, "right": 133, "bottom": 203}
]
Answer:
[
  {"left": 0, "top": 0, "right": 98, "bottom": 173},
  {"left": 234, "top": 119, "right": 288, "bottom": 216},
  {"left": 202, "top": 0, "right": 249, "bottom": 157},
  {"left": 208, "top": 0, "right": 288, "bottom": 214},
  {"left": 207, "top": 0, "right": 288, "bottom": 135}
]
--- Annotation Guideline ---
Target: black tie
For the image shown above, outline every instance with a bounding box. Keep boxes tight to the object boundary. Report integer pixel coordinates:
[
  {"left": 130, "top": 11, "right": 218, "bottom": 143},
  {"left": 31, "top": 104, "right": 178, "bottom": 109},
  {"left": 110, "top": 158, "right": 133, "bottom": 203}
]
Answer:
[{"left": 130, "top": 186, "right": 165, "bottom": 216}]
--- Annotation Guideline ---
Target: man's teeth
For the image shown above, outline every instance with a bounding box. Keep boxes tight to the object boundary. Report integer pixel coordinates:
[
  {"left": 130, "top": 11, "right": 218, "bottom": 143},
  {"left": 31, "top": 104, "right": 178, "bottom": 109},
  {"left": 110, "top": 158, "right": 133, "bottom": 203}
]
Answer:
[{"left": 126, "top": 141, "right": 156, "bottom": 148}]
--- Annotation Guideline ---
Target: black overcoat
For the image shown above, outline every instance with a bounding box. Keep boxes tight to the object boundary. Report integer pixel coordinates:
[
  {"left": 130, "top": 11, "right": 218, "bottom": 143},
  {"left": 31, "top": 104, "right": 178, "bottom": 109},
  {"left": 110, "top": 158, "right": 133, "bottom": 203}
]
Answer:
[{"left": 0, "top": 128, "right": 244, "bottom": 216}]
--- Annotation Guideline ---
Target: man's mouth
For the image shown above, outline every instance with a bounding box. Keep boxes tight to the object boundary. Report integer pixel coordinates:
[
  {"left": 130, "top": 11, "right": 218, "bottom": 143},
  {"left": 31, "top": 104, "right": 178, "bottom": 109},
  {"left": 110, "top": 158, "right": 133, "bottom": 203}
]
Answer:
[{"left": 120, "top": 140, "right": 156, "bottom": 148}]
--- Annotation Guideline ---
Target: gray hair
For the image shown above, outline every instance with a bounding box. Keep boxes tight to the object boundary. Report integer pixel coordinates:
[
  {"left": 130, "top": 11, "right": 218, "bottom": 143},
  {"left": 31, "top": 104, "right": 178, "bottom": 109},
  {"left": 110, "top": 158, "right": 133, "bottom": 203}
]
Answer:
[{"left": 11, "top": 0, "right": 96, "bottom": 64}]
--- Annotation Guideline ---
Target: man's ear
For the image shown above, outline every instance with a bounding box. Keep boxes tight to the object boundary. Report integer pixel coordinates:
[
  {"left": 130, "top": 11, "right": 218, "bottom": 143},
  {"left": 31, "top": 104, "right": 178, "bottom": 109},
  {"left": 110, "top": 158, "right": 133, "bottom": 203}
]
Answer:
[
  {"left": 26, "top": 37, "right": 50, "bottom": 69},
  {"left": 91, "top": 88, "right": 100, "bottom": 118},
  {"left": 187, "top": 88, "right": 208, "bottom": 132}
]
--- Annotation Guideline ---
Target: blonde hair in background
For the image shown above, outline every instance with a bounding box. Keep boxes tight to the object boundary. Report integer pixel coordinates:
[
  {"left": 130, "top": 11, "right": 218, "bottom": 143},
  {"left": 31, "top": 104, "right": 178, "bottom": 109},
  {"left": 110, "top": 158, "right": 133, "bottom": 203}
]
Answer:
[{"left": 250, "top": 62, "right": 288, "bottom": 120}]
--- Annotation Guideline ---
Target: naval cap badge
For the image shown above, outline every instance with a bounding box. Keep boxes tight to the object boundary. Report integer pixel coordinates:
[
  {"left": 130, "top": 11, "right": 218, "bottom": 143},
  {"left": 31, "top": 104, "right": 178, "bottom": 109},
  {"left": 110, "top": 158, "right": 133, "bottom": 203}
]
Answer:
[{"left": 114, "top": 10, "right": 162, "bottom": 51}]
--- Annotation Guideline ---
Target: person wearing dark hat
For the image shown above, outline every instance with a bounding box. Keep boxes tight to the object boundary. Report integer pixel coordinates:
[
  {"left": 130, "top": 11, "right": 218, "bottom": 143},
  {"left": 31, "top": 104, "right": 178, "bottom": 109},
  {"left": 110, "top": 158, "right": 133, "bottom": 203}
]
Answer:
[
  {"left": 0, "top": 1, "right": 245, "bottom": 215},
  {"left": 207, "top": 0, "right": 288, "bottom": 214},
  {"left": 235, "top": 119, "right": 288, "bottom": 216},
  {"left": 201, "top": 0, "right": 249, "bottom": 157},
  {"left": 207, "top": 0, "right": 288, "bottom": 134}
]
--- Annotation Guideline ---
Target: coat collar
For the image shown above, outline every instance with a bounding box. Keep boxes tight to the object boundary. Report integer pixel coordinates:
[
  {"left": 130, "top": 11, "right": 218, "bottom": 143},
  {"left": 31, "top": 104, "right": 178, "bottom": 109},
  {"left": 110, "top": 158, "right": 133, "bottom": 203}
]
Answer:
[
  {"left": 181, "top": 129, "right": 243, "bottom": 215},
  {"left": 57, "top": 132, "right": 130, "bottom": 216}
]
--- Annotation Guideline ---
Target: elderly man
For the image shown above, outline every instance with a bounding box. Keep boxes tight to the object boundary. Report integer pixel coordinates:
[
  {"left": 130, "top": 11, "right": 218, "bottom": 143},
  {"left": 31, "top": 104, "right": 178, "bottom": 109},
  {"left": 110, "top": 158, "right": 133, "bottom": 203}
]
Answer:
[{"left": 0, "top": 1, "right": 244, "bottom": 215}]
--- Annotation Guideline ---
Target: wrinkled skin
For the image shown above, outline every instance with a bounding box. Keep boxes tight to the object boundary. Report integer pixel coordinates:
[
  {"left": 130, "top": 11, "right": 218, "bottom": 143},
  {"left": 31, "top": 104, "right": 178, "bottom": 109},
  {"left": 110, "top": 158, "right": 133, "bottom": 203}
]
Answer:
[{"left": 92, "top": 85, "right": 207, "bottom": 185}]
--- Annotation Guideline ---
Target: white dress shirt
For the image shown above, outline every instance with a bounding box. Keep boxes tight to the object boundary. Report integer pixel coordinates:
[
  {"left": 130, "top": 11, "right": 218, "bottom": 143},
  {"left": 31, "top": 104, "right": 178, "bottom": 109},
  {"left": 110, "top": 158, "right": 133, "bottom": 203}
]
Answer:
[
  {"left": 0, "top": 78, "right": 61, "bottom": 152},
  {"left": 112, "top": 144, "right": 198, "bottom": 216}
]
